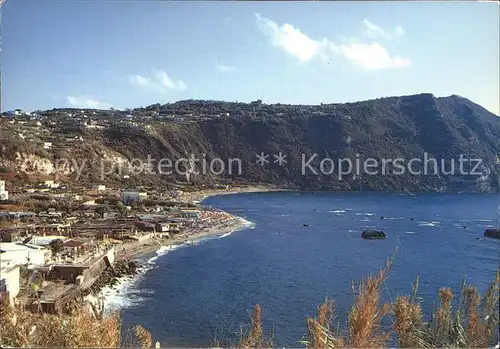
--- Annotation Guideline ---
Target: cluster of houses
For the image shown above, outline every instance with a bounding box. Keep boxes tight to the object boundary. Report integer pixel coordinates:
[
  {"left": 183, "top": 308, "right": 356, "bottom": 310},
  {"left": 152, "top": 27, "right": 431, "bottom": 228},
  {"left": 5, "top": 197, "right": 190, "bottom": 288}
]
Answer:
[
  {"left": 0, "top": 180, "right": 8, "bottom": 201},
  {"left": 0, "top": 179, "right": 217, "bottom": 309}
]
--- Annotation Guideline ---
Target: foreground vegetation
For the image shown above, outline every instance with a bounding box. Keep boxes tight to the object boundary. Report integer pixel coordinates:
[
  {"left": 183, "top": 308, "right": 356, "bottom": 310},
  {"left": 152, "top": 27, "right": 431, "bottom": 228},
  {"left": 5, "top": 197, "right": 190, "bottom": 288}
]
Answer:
[{"left": 1, "top": 260, "right": 498, "bottom": 348}]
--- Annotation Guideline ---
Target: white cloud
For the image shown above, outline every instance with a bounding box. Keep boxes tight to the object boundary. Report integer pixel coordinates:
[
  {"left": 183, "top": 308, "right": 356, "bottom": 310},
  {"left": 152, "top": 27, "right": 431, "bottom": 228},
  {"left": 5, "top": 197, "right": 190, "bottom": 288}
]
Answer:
[
  {"left": 129, "top": 74, "right": 150, "bottom": 86},
  {"left": 394, "top": 25, "right": 405, "bottom": 37},
  {"left": 154, "top": 70, "right": 187, "bottom": 91},
  {"left": 362, "top": 19, "right": 405, "bottom": 40},
  {"left": 129, "top": 70, "right": 187, "bottom": 93},
  {"left": 255, "top": 13, "right": 410, "bottom": 71},
  {"left": 338, "top": 42, "right": 411, "bottom": 70},
  {"left": 66, "top": 95, "right": 112, "bottom": 109},
  {"left": 216, "top": 63, "right": 236, "bottom": 72},
  {"left": 255, "top": 13, "right": 323, "bottom": 63}
]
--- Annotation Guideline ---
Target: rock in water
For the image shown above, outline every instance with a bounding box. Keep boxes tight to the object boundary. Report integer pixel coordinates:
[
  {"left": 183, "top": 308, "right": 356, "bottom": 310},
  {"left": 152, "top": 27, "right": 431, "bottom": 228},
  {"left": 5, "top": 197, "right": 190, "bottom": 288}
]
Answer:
[
  {"left": 362, "top": 230, "right": 387, "bottom": 240},
  {"left": 484, "top": 228, "right": 500, "bottom": 240}
]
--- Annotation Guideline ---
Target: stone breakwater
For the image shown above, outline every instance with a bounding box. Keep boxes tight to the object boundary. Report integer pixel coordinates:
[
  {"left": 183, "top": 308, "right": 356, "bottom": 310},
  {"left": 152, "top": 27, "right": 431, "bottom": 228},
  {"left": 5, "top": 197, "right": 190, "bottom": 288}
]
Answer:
[{"left": 82, "top": 260, "right": 143, "bottom": 296}]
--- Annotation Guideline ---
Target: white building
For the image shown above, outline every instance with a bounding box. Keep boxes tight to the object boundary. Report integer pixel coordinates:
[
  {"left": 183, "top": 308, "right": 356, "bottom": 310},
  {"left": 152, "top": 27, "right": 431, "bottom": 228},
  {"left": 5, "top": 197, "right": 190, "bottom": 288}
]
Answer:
[
  {"left": 30, "top": 235, "right": 67, "bottom": 247},
  {"left": 0, "top": 242, "right": 47, "bottom": 266},
  {"left": 82, "top": 199, "right": 96, "bottom": 206},
  {"left": 42, "top": 180, "right": 60, "bottom": 189},
  {"left": 94, "top": 184, "right": 106, "bottom": 191},
  {"left": 43, "top": 142, "right": 53, "bottom": 149},
  {"left": 0, "top": 261, "right": 20, "bottom": 305},
  {"left": 0, "top": 180, "right": 8, "bottom": 201},
  {"left": 61, "top": 239, "right": 86, "bottom": 257}
]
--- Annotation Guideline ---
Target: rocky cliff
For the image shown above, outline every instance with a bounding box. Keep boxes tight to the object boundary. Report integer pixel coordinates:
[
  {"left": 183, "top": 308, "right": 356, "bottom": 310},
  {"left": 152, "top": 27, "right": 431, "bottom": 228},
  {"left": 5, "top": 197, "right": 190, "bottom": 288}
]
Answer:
[{"left": 1, "top": 93, "right": 499, "bottom": 192}]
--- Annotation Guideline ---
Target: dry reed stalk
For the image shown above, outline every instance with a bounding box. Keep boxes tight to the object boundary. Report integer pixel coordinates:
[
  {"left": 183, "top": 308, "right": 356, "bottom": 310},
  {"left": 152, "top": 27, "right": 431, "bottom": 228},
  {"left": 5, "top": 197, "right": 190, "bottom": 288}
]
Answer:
[
  {"left": 463, "top": 285, "right": 485, "bottom": 347},
  {"left": 304, "top": 299, "right": 344, "bottom": 348},
  {"left": 347, "top": 258, "right": 393, "bottom": 348},
  {"left": 135, "top": 324, "right": 153, "bottom": 348},
  {"left": 0, "top": 299, "right": 121, "bottom": 348},
  {"left": 239, "top": 304, "right": 264, "bottom": 348}
]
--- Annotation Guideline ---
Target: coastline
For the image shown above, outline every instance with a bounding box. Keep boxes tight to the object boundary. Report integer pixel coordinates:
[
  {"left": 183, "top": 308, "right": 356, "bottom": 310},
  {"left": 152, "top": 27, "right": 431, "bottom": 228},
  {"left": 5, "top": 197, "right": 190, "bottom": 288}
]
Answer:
[
  {"left": 177, "top": 184, "right": 289, "bottom": 204},
  {"left": 114, "top": 216, "right": 250, "bottom": 261},
  {"left": 97, "top": 185, "right": 280, "bottom": 311},
  {"left": 114, "top": 185, "right": 286, "bottom": 261}
]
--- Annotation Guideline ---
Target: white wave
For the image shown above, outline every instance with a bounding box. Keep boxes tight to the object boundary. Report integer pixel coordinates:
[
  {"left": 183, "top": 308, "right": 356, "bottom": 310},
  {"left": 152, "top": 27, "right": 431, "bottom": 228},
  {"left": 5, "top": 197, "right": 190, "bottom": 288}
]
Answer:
[
  {"left": 348, "top": 229, "right": 358, "bottom": 233},
  {"left": 147, "top": 244, "right": 184, "bottom": 264},
  {"left": 147, "top": 255, "right": 158, "bottom": 264},
  {"left": 102, "top": 244, "right": 188, "bottom": 312},
  {"left": 101, "top": 273, "right": 145, "bottom": 313},
  {"left": 329, "top": 210, "right": 347, "bottom": 213},
  {"left": 218, "top": 231, "right": 233, "bottom": 238},
  {"left": 478, "top": 219, "right": 493, "bottom": 222},
  {"left": 239, "top": 217, "right": 256, "bottom": 229},
  {"left": 365, "top": 213, "right": 375, "bottom": 216},
  {"left": 405, "top": 231, "right": 416, "bottom": 234},
  {"left": 101, "top": 215, "right": 257, "bottom": 312},
  {"left": 418, "top": 221, "right": 439, "bottom": 227}
]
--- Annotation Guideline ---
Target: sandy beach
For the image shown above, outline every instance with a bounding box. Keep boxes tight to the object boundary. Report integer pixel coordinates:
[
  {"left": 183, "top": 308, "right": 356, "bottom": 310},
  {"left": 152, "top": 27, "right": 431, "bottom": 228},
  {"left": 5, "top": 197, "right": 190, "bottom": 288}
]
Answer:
[
  {"left": 178, "top": 184, "right": 288, "bottom": 204},
  {"left": 114, "top": 217, "right": 248, "bottom": 261},
  {"left": 112, "top": 185, "right": 286, "bottom": 261}
]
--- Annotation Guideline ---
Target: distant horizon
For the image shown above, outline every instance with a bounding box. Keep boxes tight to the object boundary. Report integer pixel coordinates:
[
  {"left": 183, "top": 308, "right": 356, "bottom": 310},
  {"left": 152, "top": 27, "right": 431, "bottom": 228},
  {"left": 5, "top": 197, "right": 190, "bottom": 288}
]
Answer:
[{"left": 3, "top": 92, "right": 499, "bottom": 117}]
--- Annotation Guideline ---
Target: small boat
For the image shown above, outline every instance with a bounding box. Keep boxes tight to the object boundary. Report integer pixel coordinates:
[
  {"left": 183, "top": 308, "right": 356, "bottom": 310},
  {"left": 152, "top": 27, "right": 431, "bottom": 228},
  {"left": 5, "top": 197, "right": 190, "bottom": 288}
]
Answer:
[{"left": 303, "top": 224, "right": 310, "bottom": 227}]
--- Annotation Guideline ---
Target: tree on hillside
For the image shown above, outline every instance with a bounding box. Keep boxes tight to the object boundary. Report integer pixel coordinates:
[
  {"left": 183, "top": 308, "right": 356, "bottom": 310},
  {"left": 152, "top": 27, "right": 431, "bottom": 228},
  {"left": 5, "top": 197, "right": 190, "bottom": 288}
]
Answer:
[
  {"left": 95, "top": 205, "right": 109, "bottom": 218},
  {"left": 49, "top": 239, "right": 63, "bottom": 256},
  {"left": 116, "top": 202, "right": 128, "bottom": 217}
]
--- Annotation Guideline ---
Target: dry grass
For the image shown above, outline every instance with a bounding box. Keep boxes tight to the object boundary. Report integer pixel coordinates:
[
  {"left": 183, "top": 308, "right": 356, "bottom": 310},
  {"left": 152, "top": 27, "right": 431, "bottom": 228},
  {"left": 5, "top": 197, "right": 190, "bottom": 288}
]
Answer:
[
  {"left": 238, "top": 304, "right": 271, "bottom": 348},
  {"left": 346, "top": 257, "right": 393, "bottom": 348},
  {"left": 392, "top": 295, "right": 424, "bottom": 348},
  {"left": 134, "top": 324, "right": 153, "bottom": 348},
  {"left": 302, "top": 299, "right": 344, "bottom": 348},
  {"left": 1, "top": 265, "right": 498, "bottom": 348},
  {"left": 0, "top": 299, "right": 121, "bottom": 347},
  {"left": 391, "top": 267, "right": 500, "bottom": 349}
]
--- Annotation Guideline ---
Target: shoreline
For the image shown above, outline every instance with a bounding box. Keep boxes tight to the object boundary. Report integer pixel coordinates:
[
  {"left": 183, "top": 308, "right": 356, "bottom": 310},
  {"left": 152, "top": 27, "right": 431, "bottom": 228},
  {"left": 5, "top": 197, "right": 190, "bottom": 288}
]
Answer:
[
  {"left": 96, "top": 186, "right": 278, "bottom": 309},
  {"left": 178, "top": 184, "right": 289, "bottom": 204},
  {"left": 114, "top": 185, "right": 285, "bottom": 261},
  {"left": 115, "top": 216, "right": 249, "bottom": 262}
]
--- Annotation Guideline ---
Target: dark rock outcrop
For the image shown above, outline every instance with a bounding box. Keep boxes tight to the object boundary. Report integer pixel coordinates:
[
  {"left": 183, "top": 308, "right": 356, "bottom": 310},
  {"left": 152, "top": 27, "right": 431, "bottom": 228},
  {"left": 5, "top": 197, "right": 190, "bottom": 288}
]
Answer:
[
  {"left": 82, "top": 260, "right": 142, "bottom": 295},
  {"left": 484, "top": 228, "right": 500, "bottom": 240},
  {"left": 362, "top": 230, "right": 387, "bottom": 240}
]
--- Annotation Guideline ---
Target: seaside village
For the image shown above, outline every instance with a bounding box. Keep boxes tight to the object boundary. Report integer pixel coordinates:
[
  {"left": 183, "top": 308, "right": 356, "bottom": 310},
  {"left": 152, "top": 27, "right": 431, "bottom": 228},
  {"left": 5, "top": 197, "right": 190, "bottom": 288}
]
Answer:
[{"left": 0, "top": 178, "right": 237, "bottom": 314}]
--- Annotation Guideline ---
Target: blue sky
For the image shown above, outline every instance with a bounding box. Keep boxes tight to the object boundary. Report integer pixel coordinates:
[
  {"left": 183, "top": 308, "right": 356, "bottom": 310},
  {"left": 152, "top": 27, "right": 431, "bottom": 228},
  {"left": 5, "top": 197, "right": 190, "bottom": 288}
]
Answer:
[{"left": 2, "top": 1, "right": 499, "bottom": 114}]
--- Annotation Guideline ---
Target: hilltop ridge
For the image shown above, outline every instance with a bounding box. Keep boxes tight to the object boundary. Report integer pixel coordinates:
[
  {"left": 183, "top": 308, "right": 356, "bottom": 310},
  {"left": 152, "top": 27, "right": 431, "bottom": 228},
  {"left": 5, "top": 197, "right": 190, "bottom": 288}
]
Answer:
[{"left": 1, "top": 93, "right": 499, "bottom": 192}]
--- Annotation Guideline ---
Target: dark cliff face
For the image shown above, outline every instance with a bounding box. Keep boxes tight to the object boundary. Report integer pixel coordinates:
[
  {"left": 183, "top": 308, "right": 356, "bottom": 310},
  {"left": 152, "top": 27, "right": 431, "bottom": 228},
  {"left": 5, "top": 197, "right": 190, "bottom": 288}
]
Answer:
[
  {"left": 186, "top": 94, "right": 500, "bottom": 192},
  {"left": 2, "top": 94, "right": 500, "bottom": 192}
]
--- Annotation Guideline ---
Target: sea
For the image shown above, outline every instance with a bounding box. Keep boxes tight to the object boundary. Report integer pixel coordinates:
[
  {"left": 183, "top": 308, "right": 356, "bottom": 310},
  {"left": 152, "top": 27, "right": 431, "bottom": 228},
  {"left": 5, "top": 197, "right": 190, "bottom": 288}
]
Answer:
[{"left": 104, "top": 192, "right": 499, "bottom": 347}]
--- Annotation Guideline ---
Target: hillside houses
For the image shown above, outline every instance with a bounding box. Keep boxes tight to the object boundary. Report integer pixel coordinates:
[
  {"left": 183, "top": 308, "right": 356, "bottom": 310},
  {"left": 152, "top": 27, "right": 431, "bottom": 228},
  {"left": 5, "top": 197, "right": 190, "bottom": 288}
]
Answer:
[
  {"left": 0, "top": 180, "right": 8, "bottom": 201},
  {"left": 0, "top": 261, "right": 20, "bottom": 305},
  {"left": 0, "top": 242, "right": 49, "bottom": 266}
]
